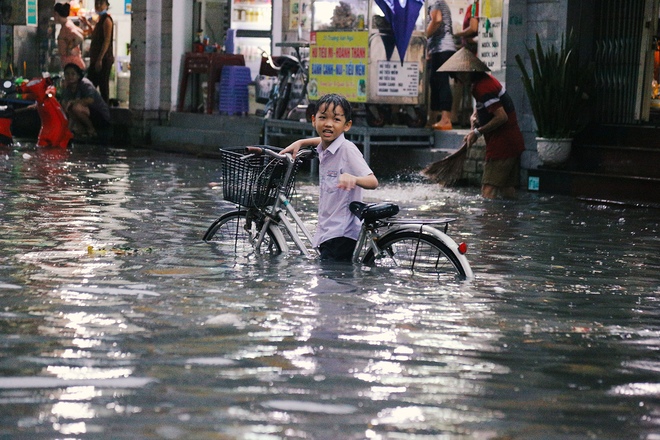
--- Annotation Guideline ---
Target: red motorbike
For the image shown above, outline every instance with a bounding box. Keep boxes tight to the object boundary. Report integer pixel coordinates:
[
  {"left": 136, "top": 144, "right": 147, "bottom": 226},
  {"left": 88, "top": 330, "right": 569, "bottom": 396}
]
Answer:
[
  {"left": 0, "top": 79, "right": 15, "bottom": 146},
  {"left": 15, "top": 75, "right": 73, "bottom": 148}
]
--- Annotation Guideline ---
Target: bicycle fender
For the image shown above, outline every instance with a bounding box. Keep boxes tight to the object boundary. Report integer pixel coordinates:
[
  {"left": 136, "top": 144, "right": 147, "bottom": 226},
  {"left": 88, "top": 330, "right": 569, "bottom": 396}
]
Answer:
[
  {"left": 268, "top": 224, "right": 289, "bottom": 254},
  {"left": 380, "top": 224, "right": 474, "bottom": 279}
]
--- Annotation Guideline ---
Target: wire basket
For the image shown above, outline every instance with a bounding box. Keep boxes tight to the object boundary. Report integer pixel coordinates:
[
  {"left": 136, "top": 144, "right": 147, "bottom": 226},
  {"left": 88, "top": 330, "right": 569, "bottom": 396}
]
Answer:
[{"left": 220, "top": 148, "right": 301, "bottom": 208}]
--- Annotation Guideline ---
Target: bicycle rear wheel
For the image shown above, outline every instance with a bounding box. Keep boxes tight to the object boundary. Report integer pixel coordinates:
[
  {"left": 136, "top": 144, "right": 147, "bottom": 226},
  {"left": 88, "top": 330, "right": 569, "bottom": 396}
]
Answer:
[
  {"left": 274, "top": 81, "right": 292, "bottom": 119},
  {"left": 362, "top": 230, "right": 468, "bottom": 280},
  {"left": 203, "top": 210, "right": 283, "bottom": 256}
]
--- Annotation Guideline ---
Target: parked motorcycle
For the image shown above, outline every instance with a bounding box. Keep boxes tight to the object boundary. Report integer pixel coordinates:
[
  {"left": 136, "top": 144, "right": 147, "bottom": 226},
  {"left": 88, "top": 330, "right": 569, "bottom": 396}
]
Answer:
[
  {"left": 15, "top": 75, "right": 73, "bottom": 148},
  {"left": 0, "top": 79, "right": 17, "bottom": 146}
]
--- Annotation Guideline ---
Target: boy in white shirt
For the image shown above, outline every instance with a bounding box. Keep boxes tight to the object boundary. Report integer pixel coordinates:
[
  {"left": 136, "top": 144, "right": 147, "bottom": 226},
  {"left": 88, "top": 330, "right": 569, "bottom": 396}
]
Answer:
[{"left": 282, "top": 94, "right": 378, "bottom": 261}]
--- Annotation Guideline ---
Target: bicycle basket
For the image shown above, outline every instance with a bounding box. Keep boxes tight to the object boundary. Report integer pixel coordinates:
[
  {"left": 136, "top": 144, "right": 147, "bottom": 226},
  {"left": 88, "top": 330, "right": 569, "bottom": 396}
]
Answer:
[{"left": 220, "top": 148, "right": 301, "bottom": 208}]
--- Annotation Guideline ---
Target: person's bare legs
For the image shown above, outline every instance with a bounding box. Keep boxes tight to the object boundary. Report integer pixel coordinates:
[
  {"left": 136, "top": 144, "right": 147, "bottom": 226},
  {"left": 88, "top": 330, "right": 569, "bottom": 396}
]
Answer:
[
  {"left": 427, "top": 110, "right": 440, "bottom": 128},
  {"left": 439, "top": 110, "right": 452, "bottom": 127},
  {"left": 482, "top": 184, "right": 498, "bottom": 199},
  {"left": 482, "top": 184, "right": 517, "bottom": 199},
  {"left": 69, "top": 102, "right": 97, "bottom": 137},
  {"left": 430, "top": 110, "right": 453, "bottom": 130},
  {"left": 500, "top": 186, "right": 517, "bottom": 199}
]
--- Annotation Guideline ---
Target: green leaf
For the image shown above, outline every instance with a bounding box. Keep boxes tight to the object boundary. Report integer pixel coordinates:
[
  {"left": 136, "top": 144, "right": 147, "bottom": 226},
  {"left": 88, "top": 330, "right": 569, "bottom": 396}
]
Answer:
[{"left": 515, "top": 32, "right": 594, "bottom": 138}]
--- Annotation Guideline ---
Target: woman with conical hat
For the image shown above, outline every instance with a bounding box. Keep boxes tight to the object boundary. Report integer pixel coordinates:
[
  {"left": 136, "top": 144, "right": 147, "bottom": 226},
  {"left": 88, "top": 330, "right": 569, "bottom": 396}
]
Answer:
[{"left": 439, "top": 48, "right": 525, "bottom": 199}]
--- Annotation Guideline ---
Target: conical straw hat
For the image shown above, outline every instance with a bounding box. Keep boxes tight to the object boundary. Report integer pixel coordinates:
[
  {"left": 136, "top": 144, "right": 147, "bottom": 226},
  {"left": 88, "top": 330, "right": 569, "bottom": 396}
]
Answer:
[{"left": 437, "top": 47, "right": 490, "bottom": 72}]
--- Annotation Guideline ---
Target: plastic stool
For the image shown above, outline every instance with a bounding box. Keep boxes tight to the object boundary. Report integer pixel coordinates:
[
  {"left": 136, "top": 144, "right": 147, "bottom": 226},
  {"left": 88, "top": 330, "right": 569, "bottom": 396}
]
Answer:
[
  {"left": 218, "top": 66, "right": 251, "bottom": 115},
  {"left": 207, "top": 54, "right": 246, "bottom": 114}
]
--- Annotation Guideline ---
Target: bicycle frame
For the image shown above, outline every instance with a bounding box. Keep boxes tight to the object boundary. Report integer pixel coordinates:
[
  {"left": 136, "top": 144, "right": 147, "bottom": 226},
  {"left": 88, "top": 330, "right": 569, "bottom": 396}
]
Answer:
[{"left": 256, "top": 191, "right": 317, "bottom": 258}]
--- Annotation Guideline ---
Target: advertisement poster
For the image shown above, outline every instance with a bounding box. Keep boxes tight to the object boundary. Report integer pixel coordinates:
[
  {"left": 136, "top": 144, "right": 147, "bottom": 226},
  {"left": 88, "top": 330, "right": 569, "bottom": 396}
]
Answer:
[
  {"left": 288, "top": 0, "right": 310, "bottom": 31},
  {"left": 308, "top": 31, "right": 368, "bottom": 103}
]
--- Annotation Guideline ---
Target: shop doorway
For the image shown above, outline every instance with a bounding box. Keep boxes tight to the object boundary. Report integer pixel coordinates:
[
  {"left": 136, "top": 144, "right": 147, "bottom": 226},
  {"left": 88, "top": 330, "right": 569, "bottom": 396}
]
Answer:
[
  {"left": 583, "top": 0, "right": 659, "bottom": 125},
  {"left": 649, "top": 0, "right": 660, "bottom": 121}
]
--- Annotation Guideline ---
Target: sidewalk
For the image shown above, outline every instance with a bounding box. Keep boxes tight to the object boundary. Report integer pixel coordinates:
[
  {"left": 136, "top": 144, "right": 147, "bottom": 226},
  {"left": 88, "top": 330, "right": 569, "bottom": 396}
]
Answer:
[{"left": 150, "top": 112, "right": 472, "bottom": 176}]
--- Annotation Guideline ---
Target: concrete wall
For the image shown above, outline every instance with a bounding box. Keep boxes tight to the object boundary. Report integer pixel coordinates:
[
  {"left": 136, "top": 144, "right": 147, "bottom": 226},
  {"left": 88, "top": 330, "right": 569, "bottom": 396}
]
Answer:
[{"left": 505, "top": 0, "right": 570, "bottom": 183}]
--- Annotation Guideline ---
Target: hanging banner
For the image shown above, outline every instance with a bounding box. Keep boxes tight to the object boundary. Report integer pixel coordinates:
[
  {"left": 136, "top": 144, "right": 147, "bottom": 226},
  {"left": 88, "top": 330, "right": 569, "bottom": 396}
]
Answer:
[{"left": 308, "top": 31, "right": 369, "bottom": 103}]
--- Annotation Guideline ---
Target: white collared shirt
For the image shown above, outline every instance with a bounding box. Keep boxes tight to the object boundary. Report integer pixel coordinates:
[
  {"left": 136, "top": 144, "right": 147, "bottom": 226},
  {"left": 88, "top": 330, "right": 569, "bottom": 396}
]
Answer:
[{"left": 313, "top": 133, "right": 373, "bottom": 247}]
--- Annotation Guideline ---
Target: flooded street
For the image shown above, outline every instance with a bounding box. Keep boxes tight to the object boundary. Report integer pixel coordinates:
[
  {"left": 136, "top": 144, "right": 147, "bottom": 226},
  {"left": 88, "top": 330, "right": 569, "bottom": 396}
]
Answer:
[{"left": 0, "top": 143, "right": 659, "bottom": 439}]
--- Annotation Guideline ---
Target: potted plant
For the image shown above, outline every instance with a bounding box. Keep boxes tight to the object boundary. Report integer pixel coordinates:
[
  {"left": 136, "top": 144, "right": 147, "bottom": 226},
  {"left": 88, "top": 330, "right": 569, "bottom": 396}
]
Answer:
[{"left": 515, "top": 32, "right": 594, "bottom": 166}]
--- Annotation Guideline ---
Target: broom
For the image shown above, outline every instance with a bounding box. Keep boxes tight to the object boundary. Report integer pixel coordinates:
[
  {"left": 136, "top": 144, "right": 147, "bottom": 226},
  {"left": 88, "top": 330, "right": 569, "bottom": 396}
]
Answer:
[{"left": 421, "top": 141, "right": 468, "bottom": 186}]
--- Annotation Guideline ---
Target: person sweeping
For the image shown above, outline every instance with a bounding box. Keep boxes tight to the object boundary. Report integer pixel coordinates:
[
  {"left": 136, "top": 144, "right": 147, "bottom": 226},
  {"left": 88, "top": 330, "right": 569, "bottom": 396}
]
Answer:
[{"left": 423, "top": 48, "right": 525, "bottom": 199}]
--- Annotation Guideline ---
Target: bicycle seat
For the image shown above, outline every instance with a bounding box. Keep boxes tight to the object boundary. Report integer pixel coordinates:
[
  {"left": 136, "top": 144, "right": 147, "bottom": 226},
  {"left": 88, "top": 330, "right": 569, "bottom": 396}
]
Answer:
[
  {"left": 272, "top": 54, "right": 301, "bottom": 72},
  {"left": 350, "top": 202, "right": 399, "bottom": 221}
]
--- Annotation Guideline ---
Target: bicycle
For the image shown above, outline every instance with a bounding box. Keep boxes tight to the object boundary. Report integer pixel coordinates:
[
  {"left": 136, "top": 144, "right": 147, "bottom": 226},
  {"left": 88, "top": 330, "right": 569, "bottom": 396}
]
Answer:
[
  {"left": 203, "top": 145, "right": 473, "bottom": 280},
  {"left": 261, "top": 43, "right": 310, "bottom": 121}
]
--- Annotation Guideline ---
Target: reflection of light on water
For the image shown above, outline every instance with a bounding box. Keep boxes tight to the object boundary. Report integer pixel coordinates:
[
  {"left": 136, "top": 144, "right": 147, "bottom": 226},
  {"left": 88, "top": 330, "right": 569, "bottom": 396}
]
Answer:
[
  {"left": 343, "top": 328, "right": 399, "bottom": 344},
  {"left": 52, "top": 402, "right": 95, "bottom": 419},
  {"left": 57, "top": 349, "right": 91, "bottom": 359},
  {"left": 608, "top": 382, "right": 660, "bottom": 396},
  {"left": 283, "top": 346, "right": 317, "bottom": 372},
  {"left": 57, "top": 386, "right": 99, "bottom": 401},
  {"left": 72, "top": 338, "right": 102, "bottom": 349},
  {"left": 262, "top": 400, "right": 356, "bottom": 414},
  {"left": 46, "top": 366, "right": 133, "bottom": 380},
  {"left": 355, "top": 360, "right": 403, "bottom": 380},
  {"left": 373, "top": 406, "right": 426, "bottom": 425},
  {"left": 55, "top": 421, "right": 88, "bottom": 435},
  {"left": 369, "top": 385, "right": 407, "bottom": 400}
]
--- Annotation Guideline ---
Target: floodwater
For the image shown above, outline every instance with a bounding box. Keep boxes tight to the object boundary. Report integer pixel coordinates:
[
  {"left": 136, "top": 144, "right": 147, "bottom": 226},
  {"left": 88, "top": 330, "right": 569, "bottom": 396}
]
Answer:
[{"left": 0, "top": 143, "right": 658, "bottom": 440}]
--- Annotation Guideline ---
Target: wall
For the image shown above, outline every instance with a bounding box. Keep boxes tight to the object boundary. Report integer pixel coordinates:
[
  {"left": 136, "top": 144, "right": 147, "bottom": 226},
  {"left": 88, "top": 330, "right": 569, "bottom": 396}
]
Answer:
[{"left": 505, "top": 0, "right": 569, "bottom": 180}]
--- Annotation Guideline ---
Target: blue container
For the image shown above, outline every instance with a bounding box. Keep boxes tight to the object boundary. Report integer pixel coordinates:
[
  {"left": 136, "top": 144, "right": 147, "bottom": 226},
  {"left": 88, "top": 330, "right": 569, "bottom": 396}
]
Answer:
[{"left": 218, "top": 66, "right": 251, "bottom": 114}]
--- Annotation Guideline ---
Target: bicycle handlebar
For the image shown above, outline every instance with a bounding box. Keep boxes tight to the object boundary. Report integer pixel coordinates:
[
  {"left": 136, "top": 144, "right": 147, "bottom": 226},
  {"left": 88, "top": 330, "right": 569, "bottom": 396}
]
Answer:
[{"left": 244, "top": 145, "right": 315, "bottom": 162}]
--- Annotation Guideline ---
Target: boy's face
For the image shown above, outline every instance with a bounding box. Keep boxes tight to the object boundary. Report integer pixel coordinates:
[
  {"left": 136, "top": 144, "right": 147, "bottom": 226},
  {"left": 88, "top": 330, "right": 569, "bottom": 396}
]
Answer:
[{"left": 312, "top": 103, "right": 352, "bottom": 148}]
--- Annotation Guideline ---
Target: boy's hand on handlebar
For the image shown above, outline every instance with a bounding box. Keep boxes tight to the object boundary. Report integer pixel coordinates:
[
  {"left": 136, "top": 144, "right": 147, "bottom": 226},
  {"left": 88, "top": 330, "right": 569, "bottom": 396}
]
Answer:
[
  {"left": 280, "top": 141, "right": 303, "bottom": 158},
  {"left": 282, "top": 137, "right": 320, "bottom": 158}
]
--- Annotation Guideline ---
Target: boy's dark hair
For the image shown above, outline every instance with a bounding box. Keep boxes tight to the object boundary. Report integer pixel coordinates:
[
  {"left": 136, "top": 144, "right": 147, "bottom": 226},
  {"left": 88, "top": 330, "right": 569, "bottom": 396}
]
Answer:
[{"left": 316, "top": 93, "right": 352, "bottom": 122}]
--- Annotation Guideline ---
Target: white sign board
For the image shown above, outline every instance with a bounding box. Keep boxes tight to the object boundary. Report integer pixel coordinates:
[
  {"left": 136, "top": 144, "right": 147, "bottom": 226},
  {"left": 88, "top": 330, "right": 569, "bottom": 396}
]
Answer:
[
  {"left": 376, "top": 61, "right": 419, "bottom": 97},
  {"left": 478, "top": 18, "right": 502, "bottom": 71}
]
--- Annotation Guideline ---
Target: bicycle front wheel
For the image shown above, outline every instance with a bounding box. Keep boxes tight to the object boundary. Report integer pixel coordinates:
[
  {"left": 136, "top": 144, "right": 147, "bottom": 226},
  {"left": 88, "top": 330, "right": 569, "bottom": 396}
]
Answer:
[
  {"left": 203, "top": 210, "right": 284, "bottom": 256},
  {"left": 362, "top": 230, "right": 468, "bottom": 280}
]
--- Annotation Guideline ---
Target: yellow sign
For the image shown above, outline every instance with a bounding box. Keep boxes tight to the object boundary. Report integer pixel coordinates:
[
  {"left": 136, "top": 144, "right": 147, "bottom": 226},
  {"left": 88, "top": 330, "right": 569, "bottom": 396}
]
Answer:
[{"left": 308, "top": 31, "right": 368, "bottom": 103}]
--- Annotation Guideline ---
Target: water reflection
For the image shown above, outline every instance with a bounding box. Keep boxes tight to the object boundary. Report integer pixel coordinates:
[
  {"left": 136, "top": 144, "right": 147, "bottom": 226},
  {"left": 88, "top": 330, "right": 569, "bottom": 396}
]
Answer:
[{"left": 0, "top": 143, "right": 658, "bottom": 438}]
